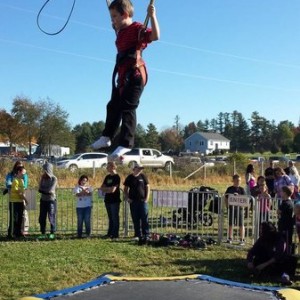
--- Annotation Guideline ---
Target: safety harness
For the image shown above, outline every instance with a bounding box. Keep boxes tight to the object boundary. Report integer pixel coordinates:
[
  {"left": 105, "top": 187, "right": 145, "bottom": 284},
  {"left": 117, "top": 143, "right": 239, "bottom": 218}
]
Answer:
[
  {"left": 112, "top": 41, "right": 148, "bottom": 91},
  {"left": 109, "top": 0, "right": 154, "bottom": 91}
]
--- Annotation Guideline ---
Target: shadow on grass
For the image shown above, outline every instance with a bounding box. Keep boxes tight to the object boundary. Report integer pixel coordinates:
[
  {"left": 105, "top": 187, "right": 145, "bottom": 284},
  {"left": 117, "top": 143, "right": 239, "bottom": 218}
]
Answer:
[
  {"left": 173, "top": 257, "right": 300, "bottom": 290},
  {"left": 173, "top": 257, "right": 250, "bottom": 282}
]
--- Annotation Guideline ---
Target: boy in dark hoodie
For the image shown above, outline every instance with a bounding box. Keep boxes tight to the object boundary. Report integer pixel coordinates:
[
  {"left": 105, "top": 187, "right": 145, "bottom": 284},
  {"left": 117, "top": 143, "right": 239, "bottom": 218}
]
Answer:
[
  {"left": 38, "top": 162, "right": 57, "bottom": 239},
  {"left": 278, "top": 186, "right": 294, "bottom": 253}
]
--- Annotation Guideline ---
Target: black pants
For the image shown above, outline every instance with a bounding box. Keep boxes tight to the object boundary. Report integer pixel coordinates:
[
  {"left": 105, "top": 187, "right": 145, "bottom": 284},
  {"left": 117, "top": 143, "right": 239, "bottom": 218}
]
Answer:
[
  {"left": 130, "top": 201, "right": 149, "bottom": 238},
  {"left": 254, "top": 254, "right": 298, "bottom": 278},
  {"left": 105, "top": 202, "right": 120, "bottom": 238},
  {"left": 8, "top": 202, "right": 24, "bottom": 238},
  {"left": 102, "top": 71, "right": 144, "bottom": 148},
  {"left": 39, "top": 200, "right": 57, "bottom": 234},
  {"left": 278, "top": 226, "right": 293, "bottom": 254}
]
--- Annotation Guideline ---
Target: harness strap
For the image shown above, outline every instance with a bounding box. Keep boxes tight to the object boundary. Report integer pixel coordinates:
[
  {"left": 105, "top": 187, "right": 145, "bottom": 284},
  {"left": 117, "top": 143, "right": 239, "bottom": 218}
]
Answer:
[{"left": 112, "top": 47, "right": 148, "bottom": 89}]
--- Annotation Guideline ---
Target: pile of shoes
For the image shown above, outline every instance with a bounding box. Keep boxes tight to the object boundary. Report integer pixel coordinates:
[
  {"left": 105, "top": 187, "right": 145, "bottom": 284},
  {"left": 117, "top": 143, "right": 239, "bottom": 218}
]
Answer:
[
  {"left": 178, "top": 234, "right": 207, "bottom": 250},
  {"left": 138, "top": 233, "right": 217, "bottom": 250}
]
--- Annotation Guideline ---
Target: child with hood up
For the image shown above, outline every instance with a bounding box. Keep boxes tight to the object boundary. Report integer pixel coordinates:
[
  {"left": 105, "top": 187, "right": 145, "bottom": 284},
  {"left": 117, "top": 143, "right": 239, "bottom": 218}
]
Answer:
[{"left": 38, "top": 162, "right": 57, "bottom": 239}]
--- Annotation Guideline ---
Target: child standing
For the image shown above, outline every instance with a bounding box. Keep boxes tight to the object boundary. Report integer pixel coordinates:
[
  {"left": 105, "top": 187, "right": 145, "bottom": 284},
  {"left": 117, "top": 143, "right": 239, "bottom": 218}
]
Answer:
[
  {"left": 257, "top": 183, "right": 271, "bottom": 223},
  {"left": 225, "top": 174, "right": 246, "bottom": 245},
  {"left": 8, "top": 166, "right": 28, "bottom": 239},
  {"left": 100, "top": 162, "right": 121, "bottom": 239},
  {"left": 38, "top": 162, "right": 57, "bottom": 239},
  {"left": 6, "top": 161, "right": 29, "bottom": 235},
  {"left": 294, "top": 202, "right": 300, "bottom": 243},
  {"left": 74, "top": 175, "right": 93, "bottom": 238},
  {"left": 277, "top": 186, "right": 294, "bottom": 253},
  {"left": 245, "top": 164, "right": 256, "bottom": 195},
  {"left": 92, "top": 0, "right": 160, "bottom": 157},
  {"left": 124, "top": 163, "right": 150, "bottom": 242}
]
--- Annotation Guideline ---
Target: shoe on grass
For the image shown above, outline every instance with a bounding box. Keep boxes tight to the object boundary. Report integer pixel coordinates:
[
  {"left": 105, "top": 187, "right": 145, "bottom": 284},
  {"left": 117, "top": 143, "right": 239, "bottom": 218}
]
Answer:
[
  {"left": 37, "top": 234, "right": 47, "bottom": 240},
  {"left": 49, "top": 234, "right": 55, "bottom": 240}
]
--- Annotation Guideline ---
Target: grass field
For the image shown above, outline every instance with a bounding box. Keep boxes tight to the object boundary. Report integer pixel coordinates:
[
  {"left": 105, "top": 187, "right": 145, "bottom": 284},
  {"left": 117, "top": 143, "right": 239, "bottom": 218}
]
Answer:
[
  {"left": 0, "top": 237, "right": 253, "bottom": 300},
  {"left": 1, "top": 159, "right": 300, "bottom": 300}
]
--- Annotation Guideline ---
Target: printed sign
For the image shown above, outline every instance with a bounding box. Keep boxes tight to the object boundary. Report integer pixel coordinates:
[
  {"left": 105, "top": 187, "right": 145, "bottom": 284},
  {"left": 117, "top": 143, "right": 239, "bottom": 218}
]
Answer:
[
  {"left": 228, "top": 194, "right": 250, "bottom": 207},
  {"left": 153, "top": 190, "right": 189, "bottom": 208},
  {"left": 24, "top": 189, "right": 37, "bottom": 210}
]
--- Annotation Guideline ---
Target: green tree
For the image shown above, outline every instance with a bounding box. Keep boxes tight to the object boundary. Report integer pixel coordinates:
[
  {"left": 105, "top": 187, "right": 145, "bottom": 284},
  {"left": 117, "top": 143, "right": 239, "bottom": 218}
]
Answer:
[
  {"left": 145, "top": 123, "right": 160, "bottom": 149},
  {"left": 196, "top": 120, "right": 206, "bottom": 132},
  {"left": 293, "top": 131, "right": 300, "bottom": 152},
  {"left": 134, "top": 123, "right": 147, "bottom": 147},
  {"left": 11, "top": 96, "right": 41, "bottom": 155},
  {"left": 276, "top": 121, "right": 294, "bottom": 153},
  {"left": 38, "top": 99, "right": 75, "bottom": 155},
  {"left": 73, "top": 122, "right": 93, "bottom": 153},
  {"left": 160, "top": 128, "right": 183, "bottom": 152},
  {"left": 0, "top": 109, "right": 26, "bottom": 152},
  {"left": 183, "top": 122, "right": 197, "bottom": 139},
  {"left": 233, "top": 111, "right": 251, "bottom": 152},
  {"left": 90, "top": 121, "right": 106, "bottom": 141},
  {"left": 204, "top": 119, "right": 210, "bottom": 131},
  {"left": 174, "top": 115, "right": 181, "bottom": 134},
  {"left": 250, "top": 111, "right": 275, "bottom": 153}
]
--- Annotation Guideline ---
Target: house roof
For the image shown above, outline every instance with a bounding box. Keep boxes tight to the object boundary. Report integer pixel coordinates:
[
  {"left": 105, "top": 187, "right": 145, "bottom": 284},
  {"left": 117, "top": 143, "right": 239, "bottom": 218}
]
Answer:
[{"left": 185, "top": 131, "right": 230, "bottom": 142}]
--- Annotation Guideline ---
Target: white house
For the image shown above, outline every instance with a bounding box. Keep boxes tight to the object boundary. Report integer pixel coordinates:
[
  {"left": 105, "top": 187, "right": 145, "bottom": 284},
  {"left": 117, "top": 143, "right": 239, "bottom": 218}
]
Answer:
[{"left": 185, "top": 132, "right": 230, "bottom": 155}]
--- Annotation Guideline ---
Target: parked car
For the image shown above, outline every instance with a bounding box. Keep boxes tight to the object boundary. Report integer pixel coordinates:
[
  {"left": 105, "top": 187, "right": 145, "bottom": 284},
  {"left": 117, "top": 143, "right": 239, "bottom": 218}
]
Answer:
[
  {"left": 249, "top": 156, "right": 265, "bottom": 163},
  {"left": 119, "top": 148, "right": 174, "bottom": 171},
  {"left": 268, "top": 156, "right": 290, "bottom": 164},
  {"left": 56, "top": 152, "right": 108, "bottom": 172},
  {"left": 295, "top": 155, "right": 300, "bottom": 162},
  {"left": 213, "top": 156, "right": 227, "bottom": 165}
]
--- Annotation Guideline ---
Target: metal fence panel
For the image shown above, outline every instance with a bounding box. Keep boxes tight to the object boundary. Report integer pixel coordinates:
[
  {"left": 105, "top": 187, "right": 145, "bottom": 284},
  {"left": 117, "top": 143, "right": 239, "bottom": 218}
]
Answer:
[
  {"left": 1, "top": 188, "right": 296, "bottom": 247},
  {"left": 150, "top": 189, "right": 221, "bottom": 239},
  {"left": 0, "top": 188, "right": 129, "bottom": 237}
]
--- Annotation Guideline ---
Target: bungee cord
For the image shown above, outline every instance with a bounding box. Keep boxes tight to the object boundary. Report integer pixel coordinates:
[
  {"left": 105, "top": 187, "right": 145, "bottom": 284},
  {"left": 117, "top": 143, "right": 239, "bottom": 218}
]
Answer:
[
  {"left": 37, "top": 0, "right": 76, "bottom": 35},
  {"left": 37, "top": 0, "right": 152, "bottom": 36}
]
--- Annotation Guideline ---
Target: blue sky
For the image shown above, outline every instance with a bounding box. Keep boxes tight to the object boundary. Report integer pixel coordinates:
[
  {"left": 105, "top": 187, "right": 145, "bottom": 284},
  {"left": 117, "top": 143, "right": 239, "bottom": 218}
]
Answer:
[{"left": 0, "top": 0, "right": 299, "bottom": 132}]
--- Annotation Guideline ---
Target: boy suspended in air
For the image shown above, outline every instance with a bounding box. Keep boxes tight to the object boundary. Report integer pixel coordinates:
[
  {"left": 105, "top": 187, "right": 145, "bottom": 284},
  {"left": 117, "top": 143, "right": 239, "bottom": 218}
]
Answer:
[{"left": 92, "top": 0, "right": 160, "bottom": 157}]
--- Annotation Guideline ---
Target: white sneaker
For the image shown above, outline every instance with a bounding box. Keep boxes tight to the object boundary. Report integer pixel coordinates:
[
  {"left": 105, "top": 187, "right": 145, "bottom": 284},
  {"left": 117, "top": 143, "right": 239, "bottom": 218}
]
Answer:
[
  {"left": 91, "top": 136, "right": 111, "bottom": 149},
  {"left": 110, "top": 146, "right": 131, "bottom": 158}
]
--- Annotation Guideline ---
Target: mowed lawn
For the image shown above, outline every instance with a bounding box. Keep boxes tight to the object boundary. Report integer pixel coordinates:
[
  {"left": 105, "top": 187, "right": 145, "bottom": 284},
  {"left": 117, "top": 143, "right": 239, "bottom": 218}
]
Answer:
[
  {"left": 2, "top": 236, "right": 299, "bottom": 300},
  {"left": 1, "top": 237, "right": 248, "bottom": 300}
]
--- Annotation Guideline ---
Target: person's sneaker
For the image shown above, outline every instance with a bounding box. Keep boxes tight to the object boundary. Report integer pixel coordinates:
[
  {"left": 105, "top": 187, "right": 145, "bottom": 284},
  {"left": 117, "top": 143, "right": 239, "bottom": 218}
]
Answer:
[
  {"left": 239, "top": 240, "right": 245, "bottom": 246},
  {"left": 206, "top": 237, "right": 217, "bottom": 245},
  {"left": 132, "top": 237, "right": 139, "bottom": 241},
  {"left": 110, "top": 146, "right": 131, "bottom": 158},
  {"left": 226, "top": 238, "right": 232, "bottom": 244},
  {"left": 91, "top": 136, "right": 111, "bottom": 149},
  {"left": 101, "top": 234, "right": 111, "bottom": 239},
  {"left": 37, "top": 234, "right": 47, "bottom": 240},
  {"left": 49, "top": 234, "right": 55, "bottom": 240},
  {"left": 281, "top": 273, "right": 292, "bottom": 285}
]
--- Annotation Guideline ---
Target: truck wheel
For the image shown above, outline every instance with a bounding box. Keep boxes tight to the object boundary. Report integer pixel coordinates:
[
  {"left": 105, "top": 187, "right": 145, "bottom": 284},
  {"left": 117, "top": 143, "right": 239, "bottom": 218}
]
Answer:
[
  {"left": 128, "top": 161, "right": 137, "bottom": 169},
  {"left": 69, "top": 164, "right": 78, "bottom": 172},
  {"left": 164, "top": 161, "right": 173, "bottom": 172}
]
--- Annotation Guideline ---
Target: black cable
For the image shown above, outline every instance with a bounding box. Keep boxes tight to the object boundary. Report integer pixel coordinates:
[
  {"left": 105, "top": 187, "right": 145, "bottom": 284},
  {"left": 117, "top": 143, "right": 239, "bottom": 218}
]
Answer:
[{"left": 37, "top": 0, "right": 76, "bottom": 35}]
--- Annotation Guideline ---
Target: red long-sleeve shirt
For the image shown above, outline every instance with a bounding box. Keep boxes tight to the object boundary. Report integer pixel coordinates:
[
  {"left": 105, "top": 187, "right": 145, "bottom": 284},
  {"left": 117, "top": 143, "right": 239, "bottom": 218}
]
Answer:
[{"left": 115, "top": 22, "right": 152, "bottom": 87}]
